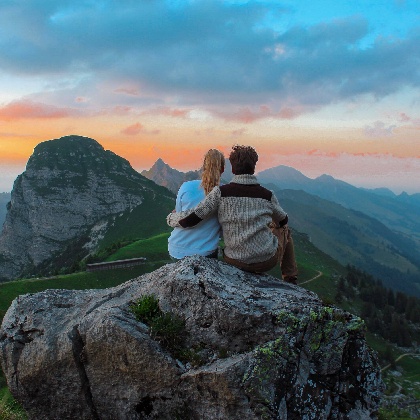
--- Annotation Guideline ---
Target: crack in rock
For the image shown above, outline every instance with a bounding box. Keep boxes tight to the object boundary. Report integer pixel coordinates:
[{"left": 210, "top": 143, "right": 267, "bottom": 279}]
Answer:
[{"left": 68, "top": 325, "right": 100, "bottom": 420}]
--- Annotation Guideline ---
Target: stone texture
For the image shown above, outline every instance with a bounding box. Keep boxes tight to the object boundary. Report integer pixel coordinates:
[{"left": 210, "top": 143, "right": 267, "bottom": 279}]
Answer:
[{"left": 0, "top": 256, "right": 384, "bottom": 419}]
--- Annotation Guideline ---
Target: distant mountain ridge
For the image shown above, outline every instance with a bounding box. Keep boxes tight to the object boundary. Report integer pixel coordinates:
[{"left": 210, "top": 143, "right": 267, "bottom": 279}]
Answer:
[
  {"left": 0, "top": 135, "right": 174, "bottom": 281},
  {"left": 275, "top": 188, "right": 420, "bottom": 296},
  {"left": 257, "top": 165, "right": 420, "bottom": 240},
  {"left": 145, "top": 159, "right": 420, "bottom": 296}
]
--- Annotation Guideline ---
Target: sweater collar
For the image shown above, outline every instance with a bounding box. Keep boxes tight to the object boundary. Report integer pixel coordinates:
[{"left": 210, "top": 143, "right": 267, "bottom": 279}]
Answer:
[{"left": 230, "top": 174, "right": 259, "bottom": 185}]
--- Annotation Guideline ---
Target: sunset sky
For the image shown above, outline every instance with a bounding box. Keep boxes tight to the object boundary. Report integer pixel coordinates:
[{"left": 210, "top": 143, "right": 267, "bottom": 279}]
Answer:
[{"left": 0, "top": 0, "right": 419, "bottom": 193}]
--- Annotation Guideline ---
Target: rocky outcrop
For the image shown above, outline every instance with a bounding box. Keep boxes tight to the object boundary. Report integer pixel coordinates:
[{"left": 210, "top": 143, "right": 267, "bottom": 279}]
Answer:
[
  {"left": 0, "top": 135, "right": 173, "bottom": 280},
  {"left": 1, "top": 256, "right": 384, "bottom": 419}
]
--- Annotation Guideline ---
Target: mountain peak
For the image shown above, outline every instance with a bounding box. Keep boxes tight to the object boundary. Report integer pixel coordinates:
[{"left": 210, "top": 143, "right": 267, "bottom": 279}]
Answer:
[
  {"left": 141, "top": 160, "right": 200, "bottom": 194},
  {"left": 154, "top": 158, "right": 168, "bottom": 168},
  {"left": 27, "top": 135, "right": 132, "bottom": 174},
  {"left": 315, "top": 174, "right": 335, "bottom": 182},
  {"left": 0, "top": 135, "right": 174, "bottom": 280},
  {"left": 34, "top": 135, "right": 103, "bottom": 154},
  {"left": 257, "top": 165, "right": 311, "bottom": 188}
]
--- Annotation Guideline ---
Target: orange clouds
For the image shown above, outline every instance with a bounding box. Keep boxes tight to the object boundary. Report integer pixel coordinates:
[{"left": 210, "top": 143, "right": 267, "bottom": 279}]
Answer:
[
  {"left": 120, "top": 122, "right": 160, "bottom": 136},
  {"left": 121, "top": 122, "right": 144, "bottom": 135},
  {"left": 0, "top": 100, "right": 78, "bottom": 121}
]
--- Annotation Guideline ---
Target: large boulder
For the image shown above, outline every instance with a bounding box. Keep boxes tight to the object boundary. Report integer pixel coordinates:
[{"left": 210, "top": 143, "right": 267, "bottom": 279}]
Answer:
[{"left": 1, "top": 256, "right": 384, "bottom": 419}]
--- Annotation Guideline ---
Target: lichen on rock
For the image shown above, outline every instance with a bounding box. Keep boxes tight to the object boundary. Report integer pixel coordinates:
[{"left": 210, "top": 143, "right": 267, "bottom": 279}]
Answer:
[{"left": 0, "top": 256, "right": 384, "bottom": 419}]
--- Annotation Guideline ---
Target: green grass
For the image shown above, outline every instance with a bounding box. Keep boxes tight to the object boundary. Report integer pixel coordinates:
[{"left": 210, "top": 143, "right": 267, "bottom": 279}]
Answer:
[
  {"left": 0, "top": 263, "right": 167, "bottom": 323},
  {"left": 397, "top": 356, "right": 420, "bottom": 396},
  {"left": 268, "top": 230, "right": 346, "bottom": 303},
  {"left": 379, "top": 355, "right": 420, "bottom": 419},
  {"left": 0, "top": 388, "right": 27, "bottom": 420},
  {"left": 106, "top": 232, "right": 171, "bottom": 262},
  {"left": 98, "top": 194, "right": 173, "bottom": 250}
]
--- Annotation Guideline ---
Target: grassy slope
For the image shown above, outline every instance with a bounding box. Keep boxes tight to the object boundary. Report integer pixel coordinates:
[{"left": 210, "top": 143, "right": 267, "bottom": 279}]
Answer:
[
  {"left": 105, "top": 232, "right": 171, "bottom": 262},
  {"left": 1, "top": 231, "right": 419, "bottom": 419},
  {"left": 98, "top": 192, "right": 174, "bottom": 250},
  {"left": 275, "top": 189, "right": 420, "bottom": 297}
]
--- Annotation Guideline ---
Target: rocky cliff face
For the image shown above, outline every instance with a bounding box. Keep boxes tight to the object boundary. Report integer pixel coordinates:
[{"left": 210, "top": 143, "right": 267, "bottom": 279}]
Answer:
[
  {"left": 0, "top": 256, "right": 384, "bottom": 419},
  {"left": 0, "top": 192, "right": 11, "bottom": 228},
  {"left": 0, "top": 135, "right": 173, "bottom": 280}
]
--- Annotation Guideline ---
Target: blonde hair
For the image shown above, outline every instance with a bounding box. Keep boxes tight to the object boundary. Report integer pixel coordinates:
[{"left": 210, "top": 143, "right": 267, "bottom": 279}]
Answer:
[{"left": 200, "top": 149, "right": 225, "bottom": 195}]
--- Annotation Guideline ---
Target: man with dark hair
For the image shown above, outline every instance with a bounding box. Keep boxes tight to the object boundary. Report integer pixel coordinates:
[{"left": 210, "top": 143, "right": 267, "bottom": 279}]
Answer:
[{"left": 167, "top": 145, "right": 298, "bottom": 283}]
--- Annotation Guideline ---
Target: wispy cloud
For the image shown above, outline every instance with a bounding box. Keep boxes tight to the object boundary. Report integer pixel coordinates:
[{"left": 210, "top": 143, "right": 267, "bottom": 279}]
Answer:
[
  {"left": 364, "top": 121, "right": 397, "bottom": 137},
  {"left": 141, "top": 107, "right": 191, "bottom": 118},
  {"left": 120, "top": 122, "right": 159, "bottom": 136},
  {"left": 0, "top": 100, "right": 79, "bottom": 120}
]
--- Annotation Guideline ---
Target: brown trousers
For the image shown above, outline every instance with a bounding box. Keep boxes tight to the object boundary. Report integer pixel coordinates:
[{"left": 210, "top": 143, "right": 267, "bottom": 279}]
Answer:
[{"left": 223, "top": 225, "right": 298, "bottom": 279}]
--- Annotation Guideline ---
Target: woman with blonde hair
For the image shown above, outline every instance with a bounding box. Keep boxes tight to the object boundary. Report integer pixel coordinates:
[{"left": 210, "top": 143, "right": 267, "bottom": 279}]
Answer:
[{"left": 167, "top": 149, "right": 225, "bottom": 259}]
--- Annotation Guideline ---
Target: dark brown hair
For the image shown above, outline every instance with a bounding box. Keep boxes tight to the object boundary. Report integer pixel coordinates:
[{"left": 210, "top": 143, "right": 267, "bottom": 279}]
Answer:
[{"left": 229, "top": 145, "right": 258, "bottom": 175}]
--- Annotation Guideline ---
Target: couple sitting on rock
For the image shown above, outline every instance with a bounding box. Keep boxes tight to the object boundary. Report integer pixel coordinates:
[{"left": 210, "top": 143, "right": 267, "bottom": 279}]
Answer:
[{"left": 167, "top": 145, "right": 298, "bottom": 284}]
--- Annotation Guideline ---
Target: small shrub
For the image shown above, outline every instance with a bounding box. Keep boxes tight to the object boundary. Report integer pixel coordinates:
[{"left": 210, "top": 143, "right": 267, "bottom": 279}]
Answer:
[
  {"left": 150, "top": 312, "right": 185, "bottom": 350},
  {"left": 130, "top": 295, "right": 161, "bottom": 324},
  {"left": 178, "top": 348, "right": 205, "bottom": 367},
  {"left": 130, "top": 295, "right": 186, "bottom": 356}
]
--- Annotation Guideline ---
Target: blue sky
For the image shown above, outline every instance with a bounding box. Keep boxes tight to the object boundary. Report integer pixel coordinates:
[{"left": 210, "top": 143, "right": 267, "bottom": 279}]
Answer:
[{"left": 0, "top": 0, "right": 419, "bottom": 193}]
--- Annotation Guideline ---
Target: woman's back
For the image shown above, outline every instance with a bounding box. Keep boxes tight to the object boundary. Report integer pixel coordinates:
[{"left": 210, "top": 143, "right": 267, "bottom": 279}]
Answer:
[{"left": 168, "top": 180, "right": 220, "bottom": 259}]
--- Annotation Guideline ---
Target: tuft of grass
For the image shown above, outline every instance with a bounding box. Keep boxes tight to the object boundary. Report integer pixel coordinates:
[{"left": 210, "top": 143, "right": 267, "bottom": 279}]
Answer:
[
  {"left": 0, "top": 390, "right": 27, "bottom": 420},
  {"left": 149, "top": 312, "right": 186, "bottom": 350},
  {"left": 177, "top": 348, "right": 205, "bottom": 368},
  {"left": 130, "top": 295, "right": 186, "bottom": 356},
  {"left": 130, "top": 294, "right": 161, "bottom": 325}
]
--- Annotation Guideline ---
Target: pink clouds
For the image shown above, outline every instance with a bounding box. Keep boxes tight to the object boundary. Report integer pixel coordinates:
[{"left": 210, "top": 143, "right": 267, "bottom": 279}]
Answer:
[
  {"left": 138, "top": 104, "right": 304, "bottom": 123},
  {"left": 214, "top": 105, "right": 304, "bottom": 123},
  {"left": 396, "top": 112, "right": 420, "bottom": 128},
  {"left": 364, "top": 121, "right": 396, "bottom": 137},
  {"left": 75, "top": 97, "right": 89, "bottom": 103},
  {"left": 0, "top": 100, "right": 78, "bottom": 121},
  {"left": 114, "top": 87, "right": 140, "bottom": 96},
  {"left": 399, "top": 112, "right": 411, "bottom": 122},
  {"left": 120, "top": 122, "right": 160, "bottom": 136},
  {"left": 112, "top": 105, "right": 133, "bottom": 115},
  {"left": 231, "top": 128, "right": 247, "bottom": 137},
  {"left": 141, "top": 106, "right": 191, "bottom": 118},
  {"left": 121, "top": 122, "right": 144, "bottom": 135}
]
